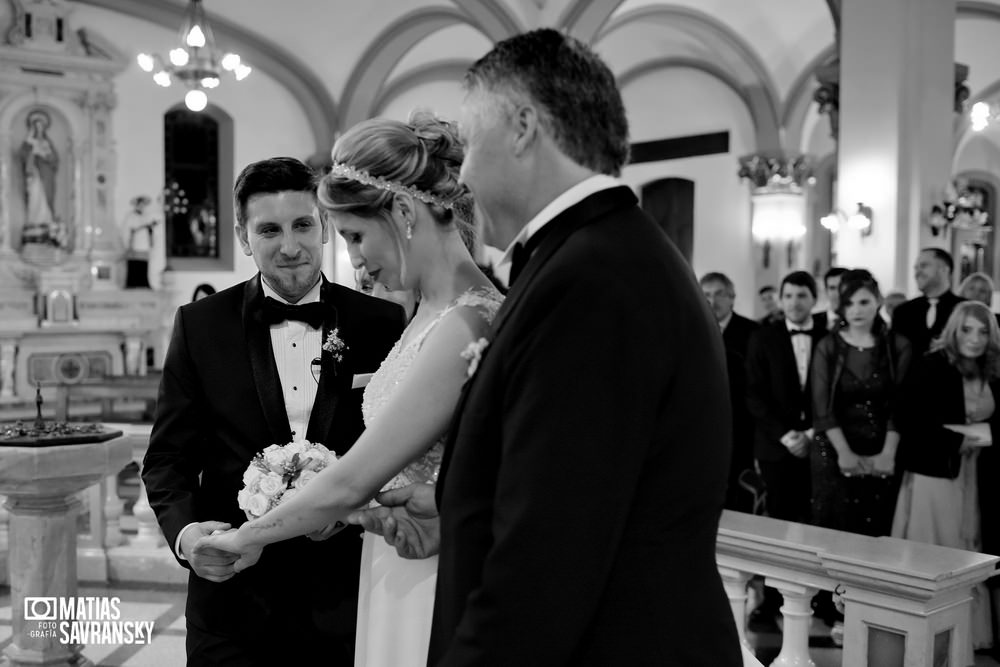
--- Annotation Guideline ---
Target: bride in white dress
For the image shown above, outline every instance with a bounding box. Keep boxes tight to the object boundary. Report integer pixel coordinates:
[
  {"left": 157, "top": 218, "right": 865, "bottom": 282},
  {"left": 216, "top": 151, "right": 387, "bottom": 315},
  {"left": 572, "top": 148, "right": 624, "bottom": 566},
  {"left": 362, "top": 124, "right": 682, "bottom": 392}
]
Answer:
[{"left": 201, "top": 111, "right": 502, "bottom": 667}]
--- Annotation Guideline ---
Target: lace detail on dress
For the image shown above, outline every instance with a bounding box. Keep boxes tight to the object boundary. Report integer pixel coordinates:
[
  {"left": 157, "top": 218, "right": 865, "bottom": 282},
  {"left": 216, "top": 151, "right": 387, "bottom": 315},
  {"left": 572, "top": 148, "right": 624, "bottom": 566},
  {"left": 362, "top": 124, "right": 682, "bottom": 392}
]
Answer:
[{"left": 361, "top": 285, "right": 503, "bottom": 494}]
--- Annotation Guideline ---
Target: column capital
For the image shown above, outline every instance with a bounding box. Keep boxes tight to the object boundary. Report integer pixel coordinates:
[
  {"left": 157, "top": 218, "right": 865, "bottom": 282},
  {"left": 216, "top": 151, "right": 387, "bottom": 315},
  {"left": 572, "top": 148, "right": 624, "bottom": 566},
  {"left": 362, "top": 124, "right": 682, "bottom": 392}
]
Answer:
[{"left": 738, "top": 153, "right": 814, "bottom": 193}]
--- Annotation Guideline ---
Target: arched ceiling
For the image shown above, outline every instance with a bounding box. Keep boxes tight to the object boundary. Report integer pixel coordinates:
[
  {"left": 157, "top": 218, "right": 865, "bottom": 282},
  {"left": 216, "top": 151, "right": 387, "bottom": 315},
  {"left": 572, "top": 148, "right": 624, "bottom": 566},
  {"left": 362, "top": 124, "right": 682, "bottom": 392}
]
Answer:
[{"left": 71, "top": 0, "right": 1000, "bottom": 156}]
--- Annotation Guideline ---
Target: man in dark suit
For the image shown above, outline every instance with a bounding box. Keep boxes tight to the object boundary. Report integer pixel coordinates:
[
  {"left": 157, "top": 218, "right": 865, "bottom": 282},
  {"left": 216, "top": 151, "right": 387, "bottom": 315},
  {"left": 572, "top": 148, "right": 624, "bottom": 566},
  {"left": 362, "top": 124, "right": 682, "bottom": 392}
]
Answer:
[
  {"left": 701, "top": 271, "right": 759, "bottom": 512},
  {"left": 746, "top": 270, "right": 826, "bottom": 524},
  {"left": 354, "top": 29, "right": 741, "bottom": 667},
  {"left": 891, "top": 248, "right": 964, "bottom": 357},
  {"left": 142, "top": 158, "right": 403, "bottom": 666}
]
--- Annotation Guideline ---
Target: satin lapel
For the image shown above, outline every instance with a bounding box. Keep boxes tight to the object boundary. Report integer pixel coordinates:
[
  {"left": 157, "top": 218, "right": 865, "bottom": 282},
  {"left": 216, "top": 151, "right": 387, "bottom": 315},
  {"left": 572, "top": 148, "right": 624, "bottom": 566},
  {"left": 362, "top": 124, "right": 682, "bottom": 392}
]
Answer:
[
  {"left": 306, "top": 277, "right": 348, "bottom": 444},
  {"left": 243, "top": 275, "right": 292, "bottom": 444},
  {"left": 439, "top": 186, "right": 637, "bottom": 498}
]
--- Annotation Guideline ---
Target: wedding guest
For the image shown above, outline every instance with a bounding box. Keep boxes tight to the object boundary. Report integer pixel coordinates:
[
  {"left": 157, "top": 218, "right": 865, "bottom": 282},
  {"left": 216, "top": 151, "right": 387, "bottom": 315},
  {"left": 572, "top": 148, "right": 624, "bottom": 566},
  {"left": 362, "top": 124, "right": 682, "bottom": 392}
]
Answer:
[
  {"left": 759, "top": 284, "right": 783, "bottom": 324},
  {"left": 810, "top": 270, "right": 911, "bottom": 537},
  {"left": 746, "top": 270, "right": 826, "bottom": 524},
  {"left": 142, "top": 157, "right": 405, "bottom": 666},
  {"left": 821, "top": 267, "right": 848, "bottom": 330},
  {"left": 891, "top": 248, "right": 963, "bottom": 357},
  {"left": 880, "top": 291, "right": 906, "bottom": 325},
  {"left": 892, "top": 301, "right": 1000, "bottom": 651},
  {"left": 959, "top": 271, "right": 995, "bottom": 308},
  {"left": 700, "top": 271, "right": 758, "bottom": 512}
]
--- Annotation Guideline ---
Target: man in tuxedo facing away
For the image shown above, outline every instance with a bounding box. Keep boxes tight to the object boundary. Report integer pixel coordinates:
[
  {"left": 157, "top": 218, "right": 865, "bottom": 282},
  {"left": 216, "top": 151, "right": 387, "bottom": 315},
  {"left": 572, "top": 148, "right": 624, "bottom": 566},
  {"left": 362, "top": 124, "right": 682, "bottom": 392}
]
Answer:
[
  {"left": 701, "top": 271, "right": 759, "bottom": 512},
  {"left": 891, "top": 247, "right": 964, "bottom": 357},
  {"left": 746, "top": 270, "right": 826, "bottom": 524},
  {"left": 142, "top": 158, "right": 404, "bottom": 666}
]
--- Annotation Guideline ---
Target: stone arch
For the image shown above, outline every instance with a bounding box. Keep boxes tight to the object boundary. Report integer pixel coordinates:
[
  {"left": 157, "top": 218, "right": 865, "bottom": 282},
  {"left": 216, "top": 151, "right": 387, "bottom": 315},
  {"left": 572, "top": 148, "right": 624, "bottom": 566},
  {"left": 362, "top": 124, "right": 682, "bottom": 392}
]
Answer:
[
  {"left": 617, "top": 56, "right": 757, "bottom": 139},
  {"left": 339, "top": 5, "right": 521, "bottom": 129},
  {"left": 596, "top": 5, "right": 781, "bottom": 151},
  {"left": 372, "top": 60, "right": 474, "bottom": 118},
  {"left": 76, "top": 0, "right": 338, "bottom": 154},
  {"left": 558, "top": 0, "right": 626, "bottom": 43}
]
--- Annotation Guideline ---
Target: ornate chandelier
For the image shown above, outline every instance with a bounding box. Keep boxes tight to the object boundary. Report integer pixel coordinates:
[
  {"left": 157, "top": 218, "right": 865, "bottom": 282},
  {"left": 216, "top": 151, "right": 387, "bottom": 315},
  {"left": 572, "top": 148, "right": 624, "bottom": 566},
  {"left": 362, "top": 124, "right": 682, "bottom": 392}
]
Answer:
[{"left": 136, "top": 0, "right": 251, "bottom": 112}]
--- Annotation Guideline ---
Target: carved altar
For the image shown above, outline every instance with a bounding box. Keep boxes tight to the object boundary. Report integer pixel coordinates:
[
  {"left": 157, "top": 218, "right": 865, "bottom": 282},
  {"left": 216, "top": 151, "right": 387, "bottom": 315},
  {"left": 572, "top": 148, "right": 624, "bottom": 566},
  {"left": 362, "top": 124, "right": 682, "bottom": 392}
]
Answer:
[{"left": 0, "top": 1, "right": 172, "bottom": 411}]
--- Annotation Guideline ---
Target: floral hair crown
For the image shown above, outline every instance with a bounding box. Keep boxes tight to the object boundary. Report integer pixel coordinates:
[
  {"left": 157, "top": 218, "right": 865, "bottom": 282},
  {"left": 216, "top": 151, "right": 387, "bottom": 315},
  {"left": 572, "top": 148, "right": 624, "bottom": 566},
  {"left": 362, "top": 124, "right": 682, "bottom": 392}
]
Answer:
[{"left": 329, "top": 162, "right": 453, "bottom": 210}]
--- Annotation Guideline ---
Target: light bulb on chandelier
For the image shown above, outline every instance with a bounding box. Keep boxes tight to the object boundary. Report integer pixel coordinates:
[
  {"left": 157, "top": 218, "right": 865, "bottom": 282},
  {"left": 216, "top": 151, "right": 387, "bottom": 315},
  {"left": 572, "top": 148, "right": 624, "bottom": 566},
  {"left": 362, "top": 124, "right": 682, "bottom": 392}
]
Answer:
[
  {"left": 135, "top": 0, "right": 250, "bottom": 112},
  {"left": 185, "top": 89, "right": 208, "bottom": 112}
]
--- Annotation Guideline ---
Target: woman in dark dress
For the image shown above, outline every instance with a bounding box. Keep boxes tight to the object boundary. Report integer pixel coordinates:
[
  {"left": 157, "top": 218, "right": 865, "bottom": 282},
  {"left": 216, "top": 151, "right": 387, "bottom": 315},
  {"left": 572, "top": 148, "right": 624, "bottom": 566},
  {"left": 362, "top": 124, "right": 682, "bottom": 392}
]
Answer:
[{"left": 810, "top": 269, "right": 911, "bottom": 536}]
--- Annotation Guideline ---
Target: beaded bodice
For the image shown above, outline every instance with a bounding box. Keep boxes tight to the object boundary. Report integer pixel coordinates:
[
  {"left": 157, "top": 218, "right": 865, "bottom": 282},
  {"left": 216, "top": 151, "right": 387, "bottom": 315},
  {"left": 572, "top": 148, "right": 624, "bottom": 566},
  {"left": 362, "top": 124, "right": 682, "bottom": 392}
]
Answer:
[{"left": 361, "top": 286, "right": 503, "bottom": 493}]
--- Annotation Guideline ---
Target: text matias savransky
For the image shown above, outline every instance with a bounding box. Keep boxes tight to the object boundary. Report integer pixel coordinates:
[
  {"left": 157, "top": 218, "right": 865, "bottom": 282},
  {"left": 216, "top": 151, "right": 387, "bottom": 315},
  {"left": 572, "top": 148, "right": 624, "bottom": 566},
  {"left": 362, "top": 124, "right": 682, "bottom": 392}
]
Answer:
[{"left": 24, "top": 596, "right": 155, "bottom": 645}]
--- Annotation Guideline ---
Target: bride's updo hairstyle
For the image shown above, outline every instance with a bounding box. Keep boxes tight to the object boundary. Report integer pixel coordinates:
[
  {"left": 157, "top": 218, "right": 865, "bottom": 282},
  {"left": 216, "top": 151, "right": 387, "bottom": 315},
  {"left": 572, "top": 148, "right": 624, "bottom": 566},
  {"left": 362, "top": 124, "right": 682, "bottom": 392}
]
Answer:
[{"left": 317, "top": 110, "right": 476, "bottom": 253}]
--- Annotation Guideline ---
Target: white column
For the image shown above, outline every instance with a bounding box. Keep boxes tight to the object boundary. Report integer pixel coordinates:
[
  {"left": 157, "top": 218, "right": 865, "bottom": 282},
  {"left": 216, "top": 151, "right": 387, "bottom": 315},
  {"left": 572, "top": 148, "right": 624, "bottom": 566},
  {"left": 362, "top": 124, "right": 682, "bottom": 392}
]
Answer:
[
  {"left": 769, "top": 580, "right": 816, "bottom": 667},
  {"left": 837, "top": 0, "right": 957, "bottom": 292},
  {"left": 719, "top": 566, "right": 753, "bottom": 648}
]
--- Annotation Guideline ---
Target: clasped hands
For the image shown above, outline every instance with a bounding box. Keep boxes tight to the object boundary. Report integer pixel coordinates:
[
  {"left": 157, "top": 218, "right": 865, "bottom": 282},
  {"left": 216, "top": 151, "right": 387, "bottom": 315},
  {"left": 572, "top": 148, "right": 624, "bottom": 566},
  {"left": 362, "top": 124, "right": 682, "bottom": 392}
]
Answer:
[
  {"left": 186, "top": 483, "right": 440, "bottom": 583},
  {"left": 836, "top": 450, "right": 895, "bottom": 478}
]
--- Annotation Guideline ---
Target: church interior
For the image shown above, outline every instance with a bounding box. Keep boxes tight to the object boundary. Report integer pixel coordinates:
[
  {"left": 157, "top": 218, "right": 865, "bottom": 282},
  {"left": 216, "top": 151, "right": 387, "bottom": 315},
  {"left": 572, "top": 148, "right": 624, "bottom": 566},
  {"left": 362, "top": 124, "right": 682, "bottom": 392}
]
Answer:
[{"left": 0, "top": 0, "right": 999, "bottom": 665}]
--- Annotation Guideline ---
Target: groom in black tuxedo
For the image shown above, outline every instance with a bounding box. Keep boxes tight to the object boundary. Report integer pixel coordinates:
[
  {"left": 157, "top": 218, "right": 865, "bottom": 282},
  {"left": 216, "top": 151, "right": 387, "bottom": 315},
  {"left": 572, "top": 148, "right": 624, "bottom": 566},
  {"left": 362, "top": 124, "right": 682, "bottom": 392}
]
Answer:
[
  {"left": 142, "top": 158, "right": 403, "bottom": 666},
  {"left": 360, "top": 29, "right": 741, "bottom": 667}
]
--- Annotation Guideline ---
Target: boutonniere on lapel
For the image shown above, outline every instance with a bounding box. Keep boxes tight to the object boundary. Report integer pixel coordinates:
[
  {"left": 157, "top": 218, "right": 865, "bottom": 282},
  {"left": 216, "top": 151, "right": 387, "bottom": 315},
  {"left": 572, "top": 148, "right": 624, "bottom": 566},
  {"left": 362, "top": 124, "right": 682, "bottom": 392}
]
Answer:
[
  {"left": 460, "top": 337, "right": 490, "bottom": 380},
  {"left": 323, "top": 328, "right": 348, "bottom": 374}
]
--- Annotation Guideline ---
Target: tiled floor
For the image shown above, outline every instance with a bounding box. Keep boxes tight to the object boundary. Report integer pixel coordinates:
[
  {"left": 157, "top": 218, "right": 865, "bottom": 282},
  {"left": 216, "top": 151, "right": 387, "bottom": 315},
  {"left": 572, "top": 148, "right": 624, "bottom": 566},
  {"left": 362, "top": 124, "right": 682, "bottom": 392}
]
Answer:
[{"left": 0, "top": 582, "right": 995, "bottom": 666}]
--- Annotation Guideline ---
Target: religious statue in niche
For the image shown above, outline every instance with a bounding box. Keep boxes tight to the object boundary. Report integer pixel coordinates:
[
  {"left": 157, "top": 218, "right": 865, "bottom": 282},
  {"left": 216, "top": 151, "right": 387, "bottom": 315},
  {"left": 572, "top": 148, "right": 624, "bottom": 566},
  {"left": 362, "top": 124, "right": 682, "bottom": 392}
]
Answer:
[
  {"left": 19, "top": 108, "right": 66, "bottom": 249},
  {"left": 121, "top": 195, "right": 158, "bottom": 288}
]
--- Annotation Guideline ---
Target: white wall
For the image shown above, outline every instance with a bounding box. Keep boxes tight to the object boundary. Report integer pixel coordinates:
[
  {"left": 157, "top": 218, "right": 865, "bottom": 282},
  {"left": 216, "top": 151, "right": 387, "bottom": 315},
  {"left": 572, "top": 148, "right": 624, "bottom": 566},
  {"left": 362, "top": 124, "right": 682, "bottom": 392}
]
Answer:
[
  {"left": 619, "top": 67, "right": 756, "bottom": 316},
  {"left": 73, "top": 4, "right": 315, "bottom": 313}
]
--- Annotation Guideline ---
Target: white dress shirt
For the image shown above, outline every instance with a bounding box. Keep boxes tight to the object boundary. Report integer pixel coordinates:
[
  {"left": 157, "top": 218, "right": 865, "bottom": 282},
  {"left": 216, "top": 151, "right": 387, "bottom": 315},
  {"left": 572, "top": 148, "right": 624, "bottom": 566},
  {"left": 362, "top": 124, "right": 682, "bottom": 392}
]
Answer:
[
  {"left": 718, "top": 311, "right": 733, "bottom": 333},
  {"left": 176, "top": 276, "right": 324, "bottom": 559},
  {"left": 497, "top": 174, "right": 622, "bottom": 268},
  {"left": 786, "top": 317, "right": 814, "bottom": 390}
]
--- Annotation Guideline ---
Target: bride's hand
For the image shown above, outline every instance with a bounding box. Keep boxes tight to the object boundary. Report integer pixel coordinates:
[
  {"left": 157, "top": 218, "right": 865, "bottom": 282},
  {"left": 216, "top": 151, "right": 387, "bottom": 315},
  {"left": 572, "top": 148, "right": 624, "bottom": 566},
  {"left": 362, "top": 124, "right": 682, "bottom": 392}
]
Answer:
[{"left": 196, "top": 529, "right": 264, "bottom": 573}]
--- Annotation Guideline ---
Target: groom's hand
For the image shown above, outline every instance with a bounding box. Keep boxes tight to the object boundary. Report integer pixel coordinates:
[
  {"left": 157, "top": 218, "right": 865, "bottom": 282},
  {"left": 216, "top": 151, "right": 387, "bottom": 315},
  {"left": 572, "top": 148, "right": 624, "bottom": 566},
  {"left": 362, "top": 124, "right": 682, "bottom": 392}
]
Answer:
[
  {"left": 181, "top": 521, "right": 237, "bottom": 582},
  {"left": 347, "top": 484, "right": 440, "bottom": 559}
]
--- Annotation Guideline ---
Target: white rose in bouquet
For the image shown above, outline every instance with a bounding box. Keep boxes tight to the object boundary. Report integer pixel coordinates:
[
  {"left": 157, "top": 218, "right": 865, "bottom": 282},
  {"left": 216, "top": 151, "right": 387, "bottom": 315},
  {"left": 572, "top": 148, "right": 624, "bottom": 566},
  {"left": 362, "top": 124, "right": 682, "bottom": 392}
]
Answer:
[
  {"left": 257, "top": 472, "right": 284, "bottom": 498},
  {"left": 285, "top": 440, "right": 308, "bottom": 457},
  {"left": 242, "top": 465, "right": 263, "bottom": 487},
  {"left": 264, "top": 449, "right": 286, "bottom": 474},
  {"left": 245, "top": 493, "right": 269, "bottom": 518}
]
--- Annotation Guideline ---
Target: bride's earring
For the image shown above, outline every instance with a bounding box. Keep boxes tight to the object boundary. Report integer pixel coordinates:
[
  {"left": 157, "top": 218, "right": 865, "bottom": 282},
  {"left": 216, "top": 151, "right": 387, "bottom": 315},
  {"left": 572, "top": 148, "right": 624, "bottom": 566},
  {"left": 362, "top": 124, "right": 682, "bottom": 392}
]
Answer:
[{"left": 405, "top": 220, "right": 414, "bottom": 240}]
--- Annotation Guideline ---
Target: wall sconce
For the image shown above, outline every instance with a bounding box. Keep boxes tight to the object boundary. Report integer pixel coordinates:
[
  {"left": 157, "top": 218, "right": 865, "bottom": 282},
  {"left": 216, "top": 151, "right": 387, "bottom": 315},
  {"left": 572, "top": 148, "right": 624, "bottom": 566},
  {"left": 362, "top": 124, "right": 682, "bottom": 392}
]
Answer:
[{"left": 821, "top": 202, "right": 873, "bottom": 237}]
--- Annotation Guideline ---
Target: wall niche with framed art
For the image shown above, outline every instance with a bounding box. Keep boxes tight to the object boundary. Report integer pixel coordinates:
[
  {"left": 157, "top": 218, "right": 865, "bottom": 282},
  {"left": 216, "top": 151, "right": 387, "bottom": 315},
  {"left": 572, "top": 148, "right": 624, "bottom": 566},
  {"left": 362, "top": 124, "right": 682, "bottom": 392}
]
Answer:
[{"left": 162, "top": 103, "right": 235, "bottom": 272}]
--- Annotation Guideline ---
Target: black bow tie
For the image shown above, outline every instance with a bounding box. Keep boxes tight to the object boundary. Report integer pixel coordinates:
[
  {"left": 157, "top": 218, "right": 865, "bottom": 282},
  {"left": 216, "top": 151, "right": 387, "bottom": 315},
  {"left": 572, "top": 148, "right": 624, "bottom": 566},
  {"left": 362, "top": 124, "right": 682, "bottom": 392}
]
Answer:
[
  {"left": 261, "top": 297, "right": 330, "bottom": 329},
  {"left": 789, "top": 329, "right": 812, "bottom": 337}
]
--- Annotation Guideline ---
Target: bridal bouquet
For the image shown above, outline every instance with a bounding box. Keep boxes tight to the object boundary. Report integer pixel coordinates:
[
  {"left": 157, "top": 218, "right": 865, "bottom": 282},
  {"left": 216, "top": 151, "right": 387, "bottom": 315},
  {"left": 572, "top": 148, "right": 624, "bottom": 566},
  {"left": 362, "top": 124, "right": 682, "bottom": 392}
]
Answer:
[{"left": 237, "top": 440, "right": 338, "bottom": 519}]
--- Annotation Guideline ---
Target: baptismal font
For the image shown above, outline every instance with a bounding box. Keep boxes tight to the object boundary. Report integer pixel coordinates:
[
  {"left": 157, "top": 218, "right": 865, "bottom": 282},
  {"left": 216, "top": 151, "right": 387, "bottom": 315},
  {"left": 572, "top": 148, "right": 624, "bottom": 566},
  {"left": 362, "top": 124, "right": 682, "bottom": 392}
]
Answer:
[{"left": 0, "top": 388, "right": 129, "bottom": 667}]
